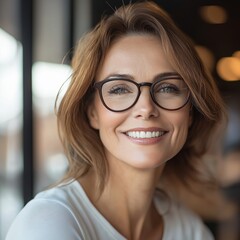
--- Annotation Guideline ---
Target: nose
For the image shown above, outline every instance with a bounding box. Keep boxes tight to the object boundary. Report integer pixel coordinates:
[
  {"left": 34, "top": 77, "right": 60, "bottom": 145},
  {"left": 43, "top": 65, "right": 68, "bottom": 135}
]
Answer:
[{"left": 132, "top": 87, "right": 159, "bottom": 120}]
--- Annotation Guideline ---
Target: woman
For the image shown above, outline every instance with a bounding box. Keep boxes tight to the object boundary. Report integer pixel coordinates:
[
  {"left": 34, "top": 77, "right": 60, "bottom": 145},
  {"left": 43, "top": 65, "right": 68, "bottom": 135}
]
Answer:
[{"left": 6, "top": 2, "right": 226, "bottom": 240}]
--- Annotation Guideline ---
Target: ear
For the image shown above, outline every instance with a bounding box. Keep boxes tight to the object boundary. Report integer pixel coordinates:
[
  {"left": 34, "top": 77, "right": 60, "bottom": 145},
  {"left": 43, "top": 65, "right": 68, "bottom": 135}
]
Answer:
[{"left": 87, "top": 102, "right": 100, "bottom": 130}]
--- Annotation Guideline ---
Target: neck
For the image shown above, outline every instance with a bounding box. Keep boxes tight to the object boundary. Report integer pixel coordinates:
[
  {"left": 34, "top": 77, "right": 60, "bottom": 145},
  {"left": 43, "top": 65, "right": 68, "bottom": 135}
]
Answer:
[{"left": 80, "top": 160, "right": 165, "bottom": 239}]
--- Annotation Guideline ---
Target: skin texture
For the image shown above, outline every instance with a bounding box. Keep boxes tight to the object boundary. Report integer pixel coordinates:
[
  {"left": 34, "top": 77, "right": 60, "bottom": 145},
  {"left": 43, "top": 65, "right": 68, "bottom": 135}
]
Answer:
[{"left": 84, "top": 34, "right": 192, "bottom": 240}]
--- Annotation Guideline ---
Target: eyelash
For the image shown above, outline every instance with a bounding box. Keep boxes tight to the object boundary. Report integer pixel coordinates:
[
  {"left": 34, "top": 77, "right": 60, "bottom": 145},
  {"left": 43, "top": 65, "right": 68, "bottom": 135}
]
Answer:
[
  {"left": 108, "top": 86, "right": 132, "bottom": 95},
  {"left": 155, "top": 84, "right": 179, "bottom": 93}
]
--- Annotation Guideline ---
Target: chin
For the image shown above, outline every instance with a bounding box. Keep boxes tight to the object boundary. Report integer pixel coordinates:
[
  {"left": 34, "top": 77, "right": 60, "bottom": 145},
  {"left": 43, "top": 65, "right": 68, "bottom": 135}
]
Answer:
[{"left": 125, "top": 156, "right": 167, "bottom": 170}]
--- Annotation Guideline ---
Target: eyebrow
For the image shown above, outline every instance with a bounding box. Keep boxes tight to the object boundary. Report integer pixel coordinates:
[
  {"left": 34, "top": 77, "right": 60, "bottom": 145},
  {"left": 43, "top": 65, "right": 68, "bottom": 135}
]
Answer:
[
  {"left": 102, "top": 72, "right": 181, "bottom": 81},
  {"left": 153, "top": 72, "right": 182, "bottom": 81}
]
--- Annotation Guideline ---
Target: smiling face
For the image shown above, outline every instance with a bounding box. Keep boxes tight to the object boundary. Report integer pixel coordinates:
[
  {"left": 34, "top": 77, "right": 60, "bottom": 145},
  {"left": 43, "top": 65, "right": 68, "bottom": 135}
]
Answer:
[{"left": 88, "top": 34, "right": 192, "bottom": 170}]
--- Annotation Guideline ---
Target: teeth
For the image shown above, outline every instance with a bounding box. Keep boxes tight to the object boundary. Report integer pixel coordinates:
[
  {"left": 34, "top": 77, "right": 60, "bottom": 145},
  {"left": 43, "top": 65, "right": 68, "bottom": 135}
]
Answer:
[{"left": 126, "top": 131, "right": 165, "bottom": 139}]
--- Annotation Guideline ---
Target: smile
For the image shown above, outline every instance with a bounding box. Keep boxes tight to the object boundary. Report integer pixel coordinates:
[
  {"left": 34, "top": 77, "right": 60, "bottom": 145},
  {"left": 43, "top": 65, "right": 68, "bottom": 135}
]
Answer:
[{"left": 126, "top": 131, "right": 166, "bottom": 139}]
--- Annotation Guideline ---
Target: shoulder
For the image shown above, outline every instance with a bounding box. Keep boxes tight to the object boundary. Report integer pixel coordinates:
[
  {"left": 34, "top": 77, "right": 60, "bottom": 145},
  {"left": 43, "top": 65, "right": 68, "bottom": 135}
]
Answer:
[
  {"left": 154, "top": 195, "right": 214, "bottom": 240},
  {"left": 6, "top": 181, "right": 86, "bottom": 240}
]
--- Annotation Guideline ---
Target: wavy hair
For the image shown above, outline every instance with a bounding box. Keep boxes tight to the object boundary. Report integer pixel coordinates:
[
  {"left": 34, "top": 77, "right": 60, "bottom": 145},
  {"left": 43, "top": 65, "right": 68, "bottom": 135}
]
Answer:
[{"left": 56, "top": 1, "right": 226, "bottom": 193}]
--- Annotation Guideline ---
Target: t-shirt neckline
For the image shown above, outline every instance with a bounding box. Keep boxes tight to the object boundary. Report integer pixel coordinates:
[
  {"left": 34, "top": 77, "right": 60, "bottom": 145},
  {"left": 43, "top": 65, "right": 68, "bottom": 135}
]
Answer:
[{"left": 72, "top": 180, "right": 167, "bottom": 240}]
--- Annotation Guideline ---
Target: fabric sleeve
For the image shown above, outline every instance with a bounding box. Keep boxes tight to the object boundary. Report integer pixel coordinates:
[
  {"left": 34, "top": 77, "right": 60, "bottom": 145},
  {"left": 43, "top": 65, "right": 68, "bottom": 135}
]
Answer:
[{"left": 5, "top": 199, "right": 85, "bottom": 240}]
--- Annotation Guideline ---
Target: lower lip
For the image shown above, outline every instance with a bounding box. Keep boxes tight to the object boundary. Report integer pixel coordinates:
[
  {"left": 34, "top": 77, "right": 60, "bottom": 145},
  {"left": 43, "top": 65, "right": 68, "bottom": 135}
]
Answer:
[{"left": 124, "top": 132, "right": 167, "bottom": 145}]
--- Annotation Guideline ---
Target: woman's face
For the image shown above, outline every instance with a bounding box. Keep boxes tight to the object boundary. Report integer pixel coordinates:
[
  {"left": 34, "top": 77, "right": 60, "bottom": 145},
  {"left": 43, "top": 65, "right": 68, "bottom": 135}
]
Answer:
[{"left": 88, "top": 35, "right": 192, "bottom": 170}]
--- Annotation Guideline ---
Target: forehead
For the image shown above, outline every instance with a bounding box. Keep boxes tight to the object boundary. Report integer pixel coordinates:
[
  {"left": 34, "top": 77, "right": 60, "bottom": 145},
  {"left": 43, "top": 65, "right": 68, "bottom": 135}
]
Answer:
[{"left": 96, "top": 34, "right": 175, "bottom": 81}]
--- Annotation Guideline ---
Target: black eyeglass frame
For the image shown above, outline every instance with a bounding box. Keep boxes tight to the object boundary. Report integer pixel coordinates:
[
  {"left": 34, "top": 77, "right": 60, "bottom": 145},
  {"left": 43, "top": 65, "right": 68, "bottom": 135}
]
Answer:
[{"left": 93, "top": 75, "right": 191, "bottom": 112}]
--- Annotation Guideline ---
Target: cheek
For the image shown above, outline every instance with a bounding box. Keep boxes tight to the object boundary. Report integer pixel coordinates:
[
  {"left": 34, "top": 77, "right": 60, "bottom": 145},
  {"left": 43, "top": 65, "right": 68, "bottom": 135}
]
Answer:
[
  {"left": 169, "top": 109, "right": 191, "bottom": 146},
  {"left": 97, "top": 111, "right": 128, "bottom": 157},
  {"left": 98, "top": 108, "right": 123, "bottom": 128},
  {"left": 89, "top": 94, "right": 121, "bottom": 130},
  {"left": 95, "top": 104, "right": 127, "bottom": 141},
  {"left": 93, "top": 93, "right": 127, "bottom": 127}
]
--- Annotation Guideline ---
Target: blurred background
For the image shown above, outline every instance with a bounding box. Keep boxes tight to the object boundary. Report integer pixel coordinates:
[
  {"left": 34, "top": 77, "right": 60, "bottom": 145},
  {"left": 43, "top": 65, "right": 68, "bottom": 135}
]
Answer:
[{"left": 0, "top": 0, "right": 239, "bottom": 239}]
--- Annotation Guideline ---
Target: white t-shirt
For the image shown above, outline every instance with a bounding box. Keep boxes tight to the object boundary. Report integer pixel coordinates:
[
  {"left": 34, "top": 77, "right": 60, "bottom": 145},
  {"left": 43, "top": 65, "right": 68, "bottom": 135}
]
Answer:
[{"left": 6, "top": 180, "right": 214, "bottom": 240}]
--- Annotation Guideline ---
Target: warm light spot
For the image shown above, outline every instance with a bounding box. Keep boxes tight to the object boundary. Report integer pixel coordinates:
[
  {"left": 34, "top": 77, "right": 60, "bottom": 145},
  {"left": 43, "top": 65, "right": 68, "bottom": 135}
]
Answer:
[
  {"left": 199, "top": 5, "right": 228, "bottom": 24},
  {"left": 195, "top": 45, "right": 215, "bottom": 71},
  {"left": 233, "top": 51, "right": 240, "bottom": 59},
  {"left": 216, "top": 57, "right": 240, "bottom": 81}
]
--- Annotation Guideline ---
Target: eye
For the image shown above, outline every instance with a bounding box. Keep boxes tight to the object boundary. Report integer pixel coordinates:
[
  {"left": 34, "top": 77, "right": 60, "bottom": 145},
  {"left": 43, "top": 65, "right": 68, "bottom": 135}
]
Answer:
[
  {"left": 155, "top": 83, "right": 180, "bottom": 94},
  {"left": 107, "top": 84, "right": 133, "bottom": 95},
  {"left": 104, "top": 80, "right": 135, "bottom": 96}
]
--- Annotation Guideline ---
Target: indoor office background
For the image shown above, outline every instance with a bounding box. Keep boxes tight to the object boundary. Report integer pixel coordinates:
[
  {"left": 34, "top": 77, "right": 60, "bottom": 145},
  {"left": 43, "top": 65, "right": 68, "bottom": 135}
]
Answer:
[{"left": 0, "top": 0, "right": 240, "bottom": 239}]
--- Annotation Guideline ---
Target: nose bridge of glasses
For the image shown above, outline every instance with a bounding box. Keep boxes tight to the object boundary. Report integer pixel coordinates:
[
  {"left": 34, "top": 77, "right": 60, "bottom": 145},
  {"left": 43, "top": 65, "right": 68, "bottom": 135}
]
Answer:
[
  {"left": 138, "top": 82, "right": 152, "bottom": 89},
  {"left": 136, "top": 82, "right": 156, "bottom": 107},
  {"left": 138, "top": 82, "right": 154, "bottom": 99}
]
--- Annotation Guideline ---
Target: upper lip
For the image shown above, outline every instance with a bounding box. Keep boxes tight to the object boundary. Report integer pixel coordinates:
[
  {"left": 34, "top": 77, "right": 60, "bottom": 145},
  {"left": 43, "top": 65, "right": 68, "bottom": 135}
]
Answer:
[{"left": 123, "top": 127, "right": 168, "bottom": 133}]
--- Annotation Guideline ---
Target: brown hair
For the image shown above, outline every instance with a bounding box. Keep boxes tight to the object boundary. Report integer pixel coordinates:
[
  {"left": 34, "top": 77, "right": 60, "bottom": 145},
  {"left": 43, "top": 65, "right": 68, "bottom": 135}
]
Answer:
[{"left": 56, "top": 1, "right": 226, "bottom": 193}]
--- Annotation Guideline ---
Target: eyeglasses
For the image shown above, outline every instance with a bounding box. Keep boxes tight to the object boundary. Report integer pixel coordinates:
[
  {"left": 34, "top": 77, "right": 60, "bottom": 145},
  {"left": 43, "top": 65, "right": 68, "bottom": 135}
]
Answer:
[{"left": 93, "top": 74, "right": 190, "bottom": 112}]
